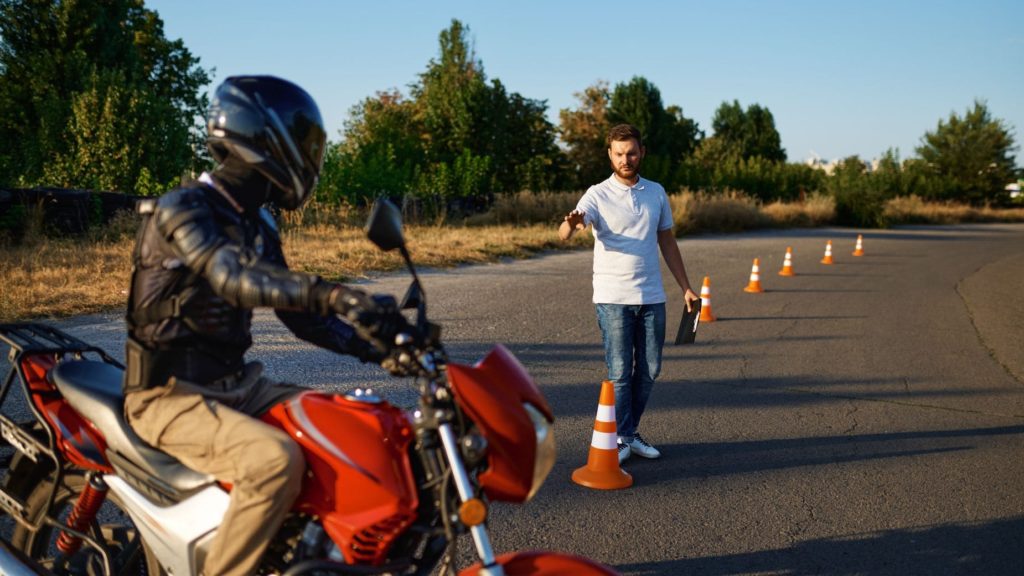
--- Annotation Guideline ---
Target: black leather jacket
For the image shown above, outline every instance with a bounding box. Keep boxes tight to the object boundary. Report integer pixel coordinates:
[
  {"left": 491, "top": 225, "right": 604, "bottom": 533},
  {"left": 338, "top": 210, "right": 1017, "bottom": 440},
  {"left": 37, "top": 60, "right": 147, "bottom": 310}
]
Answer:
[{"left": 124, "top": 177, "right": 371, "bottom": 391}]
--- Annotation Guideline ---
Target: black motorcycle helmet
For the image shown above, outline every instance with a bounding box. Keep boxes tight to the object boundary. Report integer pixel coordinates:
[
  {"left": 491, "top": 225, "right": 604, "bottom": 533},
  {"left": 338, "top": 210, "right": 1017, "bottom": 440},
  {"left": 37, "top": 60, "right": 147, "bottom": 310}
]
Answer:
[{"left": 207, "top": 75, "right": 326, "bottom": 210}]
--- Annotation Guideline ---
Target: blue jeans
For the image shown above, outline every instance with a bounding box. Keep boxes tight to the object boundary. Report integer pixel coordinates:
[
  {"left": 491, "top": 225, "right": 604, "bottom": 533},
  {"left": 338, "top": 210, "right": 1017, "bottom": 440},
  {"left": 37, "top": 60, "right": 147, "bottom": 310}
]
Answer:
[{"left": 595, "top": 303, "right": 666, "bottom": 442}]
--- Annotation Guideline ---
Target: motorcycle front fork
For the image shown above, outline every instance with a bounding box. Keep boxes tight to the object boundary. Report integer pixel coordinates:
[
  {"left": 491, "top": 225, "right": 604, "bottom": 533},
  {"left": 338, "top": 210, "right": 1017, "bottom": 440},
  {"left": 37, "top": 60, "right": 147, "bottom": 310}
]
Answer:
[{"left": 437, "top": 423, "right": 505, "bottom": 576}]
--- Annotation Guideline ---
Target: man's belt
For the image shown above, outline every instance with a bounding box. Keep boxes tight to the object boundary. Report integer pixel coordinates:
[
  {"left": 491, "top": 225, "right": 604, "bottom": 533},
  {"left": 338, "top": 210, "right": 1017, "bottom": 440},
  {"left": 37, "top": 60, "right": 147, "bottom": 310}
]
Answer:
[{"left": 123, "top": 337, "right": 243, "bottom": 393}]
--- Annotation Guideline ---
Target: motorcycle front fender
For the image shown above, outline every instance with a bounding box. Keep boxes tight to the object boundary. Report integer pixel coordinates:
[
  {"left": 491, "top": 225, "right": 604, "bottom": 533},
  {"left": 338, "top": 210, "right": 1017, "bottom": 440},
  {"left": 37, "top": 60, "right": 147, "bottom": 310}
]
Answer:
[{"left": 459, "top": 550, "right": 619, "bottom": 576}]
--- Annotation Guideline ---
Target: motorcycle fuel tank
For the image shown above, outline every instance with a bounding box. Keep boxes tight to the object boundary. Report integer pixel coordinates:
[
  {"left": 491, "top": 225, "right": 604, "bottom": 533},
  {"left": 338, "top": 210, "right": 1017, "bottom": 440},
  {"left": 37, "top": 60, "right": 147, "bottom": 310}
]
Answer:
[{"left": 263, "top": 391, "right": 418, "bottom": 565}]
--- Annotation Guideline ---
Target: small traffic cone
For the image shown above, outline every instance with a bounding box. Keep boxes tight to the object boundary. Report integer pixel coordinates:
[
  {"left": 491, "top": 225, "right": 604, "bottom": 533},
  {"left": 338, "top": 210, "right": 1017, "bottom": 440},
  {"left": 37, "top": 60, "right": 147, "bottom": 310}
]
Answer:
[
  {"left": 572, "top": 380, "right": 632, "bottom": 490},
  {"left": 852, "top": 234, "right": 864, "bottom": 256},
  {"left": 743, "top": 258, "right": 764, "bottom": 293},
  {"left": 778, "top": 247, "right": 795, "bottom": 276},
  {"left": 699, "top": 276, "right": 716, "bottom": 322},
  {"left": 820, "top": 240, "right": 834, "bottom": 264}
]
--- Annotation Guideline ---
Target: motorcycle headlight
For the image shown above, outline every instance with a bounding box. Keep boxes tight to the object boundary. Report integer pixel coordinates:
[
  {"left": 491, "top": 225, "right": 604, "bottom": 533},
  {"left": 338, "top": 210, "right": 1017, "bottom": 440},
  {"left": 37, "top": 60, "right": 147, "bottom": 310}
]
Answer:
[{"left": 524, "top": 403, "right": 556, "bottom": 501}]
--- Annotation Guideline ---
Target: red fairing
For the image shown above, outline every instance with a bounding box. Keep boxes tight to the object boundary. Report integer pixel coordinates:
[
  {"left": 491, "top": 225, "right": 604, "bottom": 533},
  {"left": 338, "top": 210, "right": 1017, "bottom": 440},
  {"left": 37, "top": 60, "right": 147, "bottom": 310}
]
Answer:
[
  {"left": 447, "top": 345, "right": 553, "bottom": 502},
  {"left": 262, "top": 392, "right": 417, "bottom": 565},
  {"left": 460, "top": 550, "right": 620, "bottom": 575},
  {"left": 22, "top": 355, "right": 112, "bottom": 473}
]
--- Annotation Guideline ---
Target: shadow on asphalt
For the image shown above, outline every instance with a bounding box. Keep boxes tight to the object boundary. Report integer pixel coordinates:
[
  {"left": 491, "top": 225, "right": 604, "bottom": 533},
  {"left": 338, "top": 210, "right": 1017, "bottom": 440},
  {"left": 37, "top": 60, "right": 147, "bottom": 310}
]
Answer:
[
  {"left": 614, "top": 515, "right": 1024, "bottom": 575},
  {"left": 623, "top": 425, "right": 1024, "bottom": 483},
  {"left": 758, "top": 288, "right": 878, "bottom": 293},
  {"left": 769, "top": 227, "right": 1018, "bottom": 242},
  {"left": 530, "top": 360, "right": 1020, "bottom": 419},
  {"left": 706, "top": 315, "right": 867, "bottom": 321}
]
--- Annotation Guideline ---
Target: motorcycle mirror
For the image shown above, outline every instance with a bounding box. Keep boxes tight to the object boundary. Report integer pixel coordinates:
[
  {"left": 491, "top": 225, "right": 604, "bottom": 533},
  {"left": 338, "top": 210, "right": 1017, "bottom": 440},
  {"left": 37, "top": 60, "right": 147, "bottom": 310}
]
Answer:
[{"left": 365, "top": 199, "right": 405, "bottom": 252}]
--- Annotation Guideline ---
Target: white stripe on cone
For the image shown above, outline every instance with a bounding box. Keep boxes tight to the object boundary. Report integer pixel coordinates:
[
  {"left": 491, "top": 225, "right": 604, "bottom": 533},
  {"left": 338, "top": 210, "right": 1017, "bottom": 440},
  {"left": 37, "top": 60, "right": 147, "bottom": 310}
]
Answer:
[{"left": 590, "top": 430, "right": 618, "bottom": 450}]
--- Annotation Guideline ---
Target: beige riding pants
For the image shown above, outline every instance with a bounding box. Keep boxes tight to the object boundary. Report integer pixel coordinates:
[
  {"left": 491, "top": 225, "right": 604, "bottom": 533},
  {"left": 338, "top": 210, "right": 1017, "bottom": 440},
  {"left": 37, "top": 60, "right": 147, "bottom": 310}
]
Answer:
[{"left": 124, "top": 362, "right": 305, "bottom": 576}]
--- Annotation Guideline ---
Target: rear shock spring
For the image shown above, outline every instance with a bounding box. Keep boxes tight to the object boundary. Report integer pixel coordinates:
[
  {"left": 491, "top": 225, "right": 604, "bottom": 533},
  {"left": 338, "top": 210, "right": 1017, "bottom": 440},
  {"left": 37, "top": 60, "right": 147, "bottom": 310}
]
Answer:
[{"left": 56, "top": 473, "right": 108, "bottom": 555}]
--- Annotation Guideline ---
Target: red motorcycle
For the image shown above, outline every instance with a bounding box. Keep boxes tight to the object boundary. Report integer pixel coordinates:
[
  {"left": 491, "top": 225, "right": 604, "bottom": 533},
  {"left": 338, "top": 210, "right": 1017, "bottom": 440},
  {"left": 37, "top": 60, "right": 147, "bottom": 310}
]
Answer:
[{"left": 0, "top": 200, "right": 617, "bottom": 575}]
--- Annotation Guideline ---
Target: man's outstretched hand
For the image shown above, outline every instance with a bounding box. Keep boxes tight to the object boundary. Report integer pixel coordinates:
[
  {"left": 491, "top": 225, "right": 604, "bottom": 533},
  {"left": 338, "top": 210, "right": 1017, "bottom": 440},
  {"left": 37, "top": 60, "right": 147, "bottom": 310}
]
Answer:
[
  {"left": 564, "top": 209, "right": 586, "bottom": 230},
  {"left": 559, "top": 209, "right": 586, "bottom": 241}
]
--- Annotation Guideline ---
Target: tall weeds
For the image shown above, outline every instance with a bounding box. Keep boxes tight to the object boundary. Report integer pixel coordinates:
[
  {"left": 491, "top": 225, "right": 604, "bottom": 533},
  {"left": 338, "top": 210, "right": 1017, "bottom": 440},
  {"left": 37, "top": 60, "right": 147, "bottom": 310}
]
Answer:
[
  {"left": 883, "top": 195, "right": 1024, "bottom": 225},
  {"left": 3, "top": 190, "right": 1022, "bottom": 321}
]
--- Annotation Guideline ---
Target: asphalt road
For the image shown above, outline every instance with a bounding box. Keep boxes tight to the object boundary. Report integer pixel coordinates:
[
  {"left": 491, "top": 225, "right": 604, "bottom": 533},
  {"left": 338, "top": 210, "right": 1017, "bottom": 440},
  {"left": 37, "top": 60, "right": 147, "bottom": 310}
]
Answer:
[{"left": 28, "top": 223, "right": 1024, "bottom": 575}]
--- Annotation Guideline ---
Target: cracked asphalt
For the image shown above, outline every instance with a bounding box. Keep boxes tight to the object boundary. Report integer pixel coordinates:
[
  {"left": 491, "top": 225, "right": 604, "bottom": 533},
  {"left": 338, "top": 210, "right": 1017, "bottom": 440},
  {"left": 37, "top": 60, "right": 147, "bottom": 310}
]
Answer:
[{"left": 32, "top": 222, "right": 1024, "bottom": 575}]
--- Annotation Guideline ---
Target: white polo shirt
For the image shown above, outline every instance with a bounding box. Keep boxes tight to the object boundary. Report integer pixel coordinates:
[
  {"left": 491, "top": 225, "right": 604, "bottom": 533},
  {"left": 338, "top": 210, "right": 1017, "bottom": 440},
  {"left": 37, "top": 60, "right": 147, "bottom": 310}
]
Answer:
[{"left": 576, "top": 175, "right": 674, "bottom": 305}]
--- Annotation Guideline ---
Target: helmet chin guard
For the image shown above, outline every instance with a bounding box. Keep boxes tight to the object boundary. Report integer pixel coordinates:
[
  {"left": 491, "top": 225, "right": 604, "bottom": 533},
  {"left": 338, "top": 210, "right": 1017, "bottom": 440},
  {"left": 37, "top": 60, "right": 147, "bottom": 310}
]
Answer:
[{"left": 207, "top": 76, "right": 326, "bottom": 210}]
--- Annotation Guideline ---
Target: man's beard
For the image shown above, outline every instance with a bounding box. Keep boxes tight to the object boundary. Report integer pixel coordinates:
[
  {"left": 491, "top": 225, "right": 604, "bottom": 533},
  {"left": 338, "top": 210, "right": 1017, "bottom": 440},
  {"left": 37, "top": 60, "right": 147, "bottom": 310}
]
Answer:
[{"left": 612, "top": 160, "right": 641, "bottom": 182}]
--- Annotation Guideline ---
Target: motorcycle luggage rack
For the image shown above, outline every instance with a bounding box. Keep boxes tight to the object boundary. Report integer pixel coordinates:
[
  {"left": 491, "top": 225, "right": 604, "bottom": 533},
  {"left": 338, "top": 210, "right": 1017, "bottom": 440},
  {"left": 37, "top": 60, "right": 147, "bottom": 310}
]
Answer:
[
  {"left": 0, "top": 322, "right": 122, "bottom": 532},
  {"left": 0, "top": 321, "right": 123, "bottom": 407},
  {"left": 0, "top": 322, "right": 121, "bottom": 365}
]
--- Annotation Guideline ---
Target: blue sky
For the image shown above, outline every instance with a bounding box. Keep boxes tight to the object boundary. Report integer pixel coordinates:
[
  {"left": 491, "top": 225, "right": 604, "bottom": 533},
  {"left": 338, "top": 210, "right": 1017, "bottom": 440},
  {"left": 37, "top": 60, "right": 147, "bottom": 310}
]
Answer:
[{"left": 147, "top": 0, "right": 1024, "bottom": 166}]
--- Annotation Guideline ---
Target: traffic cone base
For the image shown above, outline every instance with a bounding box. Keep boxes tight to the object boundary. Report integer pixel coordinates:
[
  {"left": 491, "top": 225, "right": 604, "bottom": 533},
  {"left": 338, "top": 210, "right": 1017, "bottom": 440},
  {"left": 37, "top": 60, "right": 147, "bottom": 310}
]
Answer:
[
  {"left": 572, "top": 381, "right": 633, "bottom": 490},
  {"left": 572, "top": 454, "right": 633, "bottom": 490},
  {"left": 699, "top": 276, "right": 716, "bottom": 322}
]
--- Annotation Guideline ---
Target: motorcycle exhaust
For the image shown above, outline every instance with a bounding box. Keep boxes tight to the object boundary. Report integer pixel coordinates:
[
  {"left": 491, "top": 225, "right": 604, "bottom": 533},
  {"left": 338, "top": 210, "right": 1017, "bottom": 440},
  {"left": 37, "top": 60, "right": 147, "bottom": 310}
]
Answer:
[{"left": 0, "top": 538, "right": 54, "bottom": 576}]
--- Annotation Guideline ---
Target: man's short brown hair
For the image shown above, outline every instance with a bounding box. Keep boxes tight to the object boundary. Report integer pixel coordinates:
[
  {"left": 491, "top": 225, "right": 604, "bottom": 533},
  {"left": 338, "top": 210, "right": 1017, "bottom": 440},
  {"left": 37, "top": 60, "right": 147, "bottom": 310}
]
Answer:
[{"left": 606, "top": 124, "right": 643, "bottom": 148}]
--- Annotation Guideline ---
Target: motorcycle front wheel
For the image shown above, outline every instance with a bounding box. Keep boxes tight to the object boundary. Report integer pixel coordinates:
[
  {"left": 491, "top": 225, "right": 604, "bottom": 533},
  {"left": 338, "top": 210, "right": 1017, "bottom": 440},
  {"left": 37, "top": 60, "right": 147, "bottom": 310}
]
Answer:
[{"left": 11, "top": 469, "right": 164, "bottom": 575}]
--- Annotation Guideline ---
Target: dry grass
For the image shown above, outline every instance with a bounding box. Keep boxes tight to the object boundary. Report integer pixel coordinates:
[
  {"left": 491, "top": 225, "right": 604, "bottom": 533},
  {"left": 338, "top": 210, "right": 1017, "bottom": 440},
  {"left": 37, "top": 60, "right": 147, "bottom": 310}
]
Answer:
[
  {"left": 762, "top": 193, "right": 836, "bottom": 227},
  {"left": 0, "top": 236, "right": 136, "bottom": 321},
  {"left": 0, "top": 221, "right": 590, "bottom": 321},
  {"left": 285, "top": 222, "right": 591, "bottom": 282},
  {"left": 883, "top": 195, "right": 1024, "bottom": 225},
  {"left": 670, "top": 189, "right": 770, "bottom": 234},
  {"left": 4, "top": 191, "right": 1021, "bottom": 322},
  {"left": 463, "top": 190, "right": 581, "bottom": 226}
]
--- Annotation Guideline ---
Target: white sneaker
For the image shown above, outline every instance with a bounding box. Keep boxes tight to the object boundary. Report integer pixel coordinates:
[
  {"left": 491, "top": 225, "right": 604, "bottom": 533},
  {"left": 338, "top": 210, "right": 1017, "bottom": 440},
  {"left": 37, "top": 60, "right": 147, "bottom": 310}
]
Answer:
[
  {"left": 627, "top": 434, "right": 661, "bottom": 459},
  {"left": 617, "top": 442, "right": 631, "bottom": 464}
]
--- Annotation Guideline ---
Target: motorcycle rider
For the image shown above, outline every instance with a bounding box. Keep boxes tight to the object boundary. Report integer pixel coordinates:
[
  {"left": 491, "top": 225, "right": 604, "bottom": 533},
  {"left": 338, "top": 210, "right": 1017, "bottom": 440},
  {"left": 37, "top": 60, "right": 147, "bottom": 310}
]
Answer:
[{"left": 122, "top": 75, "right": 403, "bottom": 576}]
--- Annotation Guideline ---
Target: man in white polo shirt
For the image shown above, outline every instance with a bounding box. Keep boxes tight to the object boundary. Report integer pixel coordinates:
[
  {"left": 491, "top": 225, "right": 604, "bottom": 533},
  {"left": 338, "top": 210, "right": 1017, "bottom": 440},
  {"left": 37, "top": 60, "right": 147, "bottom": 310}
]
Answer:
[{"left": 559, "top": 123, "right": 699, "bottom": 464}]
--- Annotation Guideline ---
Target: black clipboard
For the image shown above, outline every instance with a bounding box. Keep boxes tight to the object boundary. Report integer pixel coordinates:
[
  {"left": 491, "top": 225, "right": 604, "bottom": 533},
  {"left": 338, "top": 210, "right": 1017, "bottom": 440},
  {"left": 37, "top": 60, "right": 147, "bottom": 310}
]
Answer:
[{"left": 674, "top": 299, "right": 702, "bottom": 345}]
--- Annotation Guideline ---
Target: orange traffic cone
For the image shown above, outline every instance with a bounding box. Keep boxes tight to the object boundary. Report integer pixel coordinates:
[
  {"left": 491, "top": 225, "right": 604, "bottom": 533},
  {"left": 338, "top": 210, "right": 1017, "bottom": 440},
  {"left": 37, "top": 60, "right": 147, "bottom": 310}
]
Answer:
[
  {"left": 852, "top": 234, "right": 864, "bottom": 256},
  {"left": 699, "top": 276, "right": 716, "bottom": 322},
  {"left": 778, "top": 247, "right": 795, "bottom": 276},
  {"left": 820, "top": 240, "right": 834, "bottom": 264},
  {"left": 744, "top": 258, "right": 764, "bottom": 293},
  {"left": 572, "top": 381, "right": 632, "bottom": 490}
]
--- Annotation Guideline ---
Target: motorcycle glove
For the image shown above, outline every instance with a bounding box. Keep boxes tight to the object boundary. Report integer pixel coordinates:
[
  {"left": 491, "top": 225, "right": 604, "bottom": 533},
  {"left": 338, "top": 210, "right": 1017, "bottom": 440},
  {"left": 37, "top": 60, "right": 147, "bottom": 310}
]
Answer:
[{"left": 316, "top": 284, "right": 406, "bottom": 350}]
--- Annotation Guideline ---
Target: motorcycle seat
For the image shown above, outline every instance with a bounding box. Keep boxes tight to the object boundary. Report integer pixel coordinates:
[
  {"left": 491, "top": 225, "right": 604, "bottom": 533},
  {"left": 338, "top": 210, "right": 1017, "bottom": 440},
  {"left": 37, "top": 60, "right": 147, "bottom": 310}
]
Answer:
[{"left": 49, "top": 359, "right": 216, "bottom": 500}]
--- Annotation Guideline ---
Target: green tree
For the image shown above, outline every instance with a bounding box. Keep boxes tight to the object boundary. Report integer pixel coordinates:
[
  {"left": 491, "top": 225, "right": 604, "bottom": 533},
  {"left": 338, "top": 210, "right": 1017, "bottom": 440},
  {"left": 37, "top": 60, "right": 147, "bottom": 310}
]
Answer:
[
  {"left": 558, "top": 81, "right": 611, "bottom": 189},
  {"left": 916, "top": 100, "right": 1018, "bottom": 205},
  {"left": 607, "top": 76, "right": 700, "bottom": 187},
  {"left": 710, "top": 100, "right": 786, "bottom": 162},
  {"left": 480, "top": 78, "right": 566, "bottom": 193},
  {"left": 825, "top": 156, "right": 885, "bottom": 227},
  {"left": 333, "top": 18, "right": 565, "bottom": 209},
  {"left": 607, "top": 77, "right": 665, "bottom": 148},
  {"left": 744, "top": 104, "right": 786, "bottom": 162},
  {"left": 559, "top": 76, "right": 700, "bottom": 190},
  {"left": 320, "top": 90, "right": 422, "bottom": 205},
  {"left": 411, "top": 19, "right": 488, "bottom": 165},
  {"left": 869, "top": 148, "right": 907, "bottom": 199},
  {"left": 0, "top": 0, "right": 210, "bottom": 192}
]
